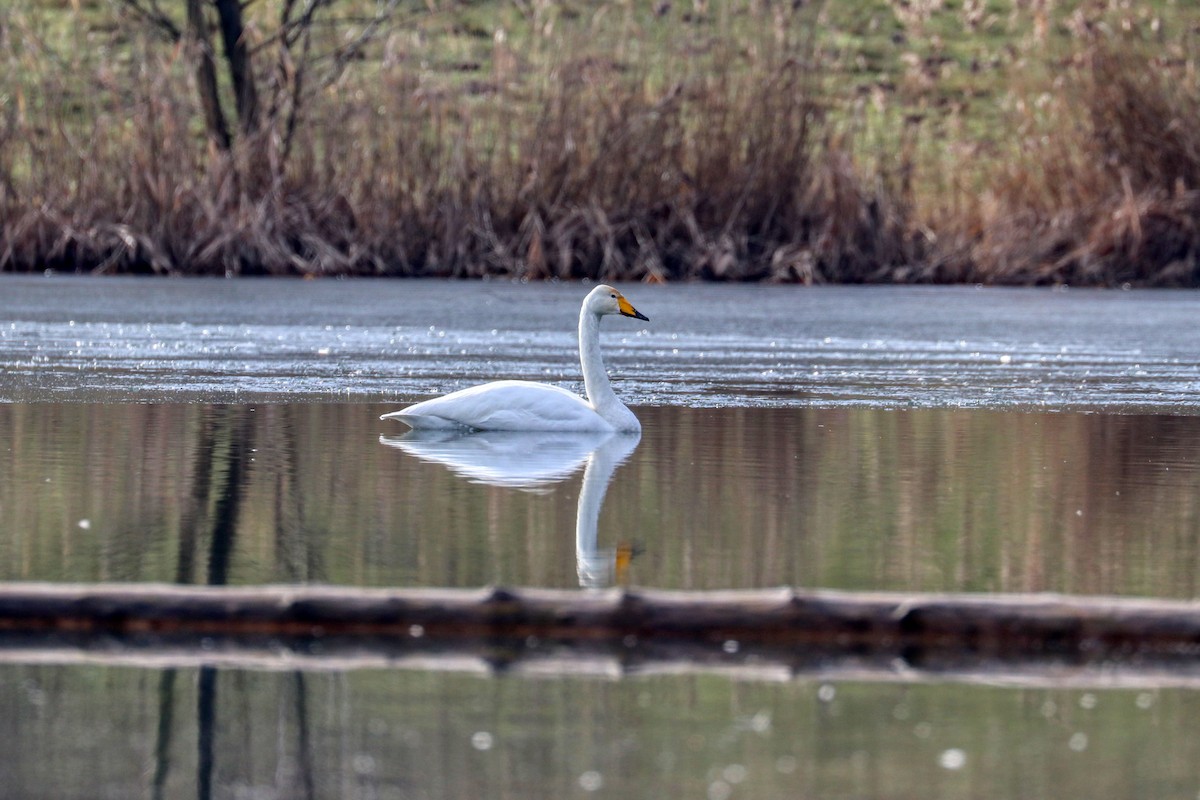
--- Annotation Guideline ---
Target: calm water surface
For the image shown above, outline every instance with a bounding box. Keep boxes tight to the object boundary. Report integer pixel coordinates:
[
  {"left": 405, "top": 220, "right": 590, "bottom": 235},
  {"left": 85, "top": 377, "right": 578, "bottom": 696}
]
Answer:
[
  {"left": 2, "top": 276, "right": 1200, "bottom": 798},
  {"left": 3, "top": 404, "right": 1200, "bottom": 598},
  {"left": 4, "top": 664, "right": 1195, "bottom": 799}
]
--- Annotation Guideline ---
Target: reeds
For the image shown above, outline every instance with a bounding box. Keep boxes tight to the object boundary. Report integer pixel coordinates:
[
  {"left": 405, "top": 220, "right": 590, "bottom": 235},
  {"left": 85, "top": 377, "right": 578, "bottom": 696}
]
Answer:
[
  {"left": 2, "top": 3, "right": 1198, "bottom": 284},
  {"left": 926, "top": 13, "right": 1200, "bottom": 286}
]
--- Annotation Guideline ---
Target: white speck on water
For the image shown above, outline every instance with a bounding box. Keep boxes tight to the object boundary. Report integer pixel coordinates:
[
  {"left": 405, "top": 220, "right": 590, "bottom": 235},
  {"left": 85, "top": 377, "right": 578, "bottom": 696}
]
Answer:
[
  {"left": 722, "top": 640, "right": 739, "bottom": 654},
  {"left": 723, "top": 764, "right": 748, "bottom": 784},
  {"left": 77, "top": 519, "right": 91, "bottom": 530},
  {"left": 470, "top": 731, "right": 493, "bottom": 751},
  {"left": 939, "top": 748, "right": 966, "bottom": 770},
  {"left": 1068, "top": 732, "right": 1088, "bottom": 752},
  {"left": 817, "top": 684, "right": 836, "bottom": 703},
  {"left": 1136, "top": 692, "right": 1155, "bottom": 710},
  {"left": 1079, "top": 693, "right": 1097, "bottom": 710},
  {"left": 578, "top": 771, "right": 603, "bottom": 791},
  {"left": 707, "top": 780, "right": 732, "bottom": 800}
]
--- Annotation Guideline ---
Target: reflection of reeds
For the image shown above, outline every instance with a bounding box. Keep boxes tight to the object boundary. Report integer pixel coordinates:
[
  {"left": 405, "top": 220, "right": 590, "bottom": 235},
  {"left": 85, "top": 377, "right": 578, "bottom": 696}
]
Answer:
[
  {"left": 4, "top": 404, "right": 1200, "bottom": 598},
  {"left": 2, "top": 6, "right": 1198, "bottom": 283}
]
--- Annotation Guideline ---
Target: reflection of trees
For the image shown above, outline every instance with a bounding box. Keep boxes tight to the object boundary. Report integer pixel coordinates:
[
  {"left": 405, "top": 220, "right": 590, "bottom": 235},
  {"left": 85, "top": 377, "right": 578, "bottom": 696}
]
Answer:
[
  {"left": 3, "top": 405, "right": 1200, "bottom": 597},
  {"left": 154, "top": 406, "right": 253, "bottom": 800},
  {"left": 625, "top": 408, "right": 1200, "bottom": 596},
  {"left": 146, "top": 406, "right": 314, "bottom": 800}
]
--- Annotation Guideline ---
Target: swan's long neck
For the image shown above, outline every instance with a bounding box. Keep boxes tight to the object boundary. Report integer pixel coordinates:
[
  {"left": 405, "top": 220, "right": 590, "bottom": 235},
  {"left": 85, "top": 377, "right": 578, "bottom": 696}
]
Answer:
[
  {"left": 579, "top": 301, "right": 639, "bottom": 432},
  {"left": 579, "top": 308, "right": 619, "bottom": 411},
  {"left": 578, "top": 307, "right": 619, "bottom": 412}
]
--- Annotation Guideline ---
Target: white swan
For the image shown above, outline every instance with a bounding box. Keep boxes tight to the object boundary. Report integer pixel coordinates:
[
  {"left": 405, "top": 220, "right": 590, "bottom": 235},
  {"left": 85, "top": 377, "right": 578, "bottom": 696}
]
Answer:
[{"left": 380, "top": 285, "right": 649, "bottom": 432}]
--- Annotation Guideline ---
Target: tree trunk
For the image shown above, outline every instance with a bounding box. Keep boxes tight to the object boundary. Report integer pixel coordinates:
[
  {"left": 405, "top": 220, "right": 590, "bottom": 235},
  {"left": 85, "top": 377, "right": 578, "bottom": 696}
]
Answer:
[
  {"left": 185, "top": 0, "right": 231, "bottom": 150},
  {"left": 213, "top": 0, "right": 260, "bottom": 136}
]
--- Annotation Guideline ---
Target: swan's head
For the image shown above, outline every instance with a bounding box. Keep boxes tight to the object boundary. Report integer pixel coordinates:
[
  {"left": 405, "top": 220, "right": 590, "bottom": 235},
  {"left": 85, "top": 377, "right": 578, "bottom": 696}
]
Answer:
[{"left": 587, "top": 285, "right": 649, "bottom": 322}]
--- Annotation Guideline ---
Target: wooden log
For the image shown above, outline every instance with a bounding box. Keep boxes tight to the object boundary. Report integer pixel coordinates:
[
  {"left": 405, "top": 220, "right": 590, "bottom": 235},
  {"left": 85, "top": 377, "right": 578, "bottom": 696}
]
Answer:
[{"left": 2, "top": 583, "right": 1200, "bottom": 683}]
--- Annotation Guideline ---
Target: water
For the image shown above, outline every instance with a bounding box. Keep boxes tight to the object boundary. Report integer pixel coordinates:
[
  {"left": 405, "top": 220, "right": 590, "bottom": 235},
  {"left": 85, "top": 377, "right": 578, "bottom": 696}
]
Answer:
[
  {"left": 4, "top": 665, "right": 1196, "bottom": 799},
  {"left": 2, "top": 276, "right": 1198, "bottom": 409},
  {"left": 4, "top": 404, "right": 1199, "bottom": 597},
  {"left": 2, "top": 275, "right": 1200, "bottom": 798}
]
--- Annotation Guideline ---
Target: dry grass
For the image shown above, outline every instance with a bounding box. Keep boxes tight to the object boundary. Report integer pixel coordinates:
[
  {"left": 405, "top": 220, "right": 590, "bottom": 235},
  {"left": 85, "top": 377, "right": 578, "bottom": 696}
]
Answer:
[
  {"left": 2, "top": 3, "right": 1199, "bottom": 285},
  {"left": 926, "top": 21, "right": 1200, "bottom": 286}
]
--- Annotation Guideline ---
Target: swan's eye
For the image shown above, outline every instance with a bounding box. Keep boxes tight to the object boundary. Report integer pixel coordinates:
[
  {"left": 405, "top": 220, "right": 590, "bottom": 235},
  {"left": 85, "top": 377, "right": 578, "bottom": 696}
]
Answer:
[{"left": 610, "top": 293, "right": 616, "bottom": 299}]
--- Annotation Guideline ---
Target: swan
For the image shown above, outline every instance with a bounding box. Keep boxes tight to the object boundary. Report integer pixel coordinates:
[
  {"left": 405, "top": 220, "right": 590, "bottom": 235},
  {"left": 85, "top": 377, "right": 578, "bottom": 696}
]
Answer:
[{"left": 380, "top": 285, "right": 649, "bottom": 432}]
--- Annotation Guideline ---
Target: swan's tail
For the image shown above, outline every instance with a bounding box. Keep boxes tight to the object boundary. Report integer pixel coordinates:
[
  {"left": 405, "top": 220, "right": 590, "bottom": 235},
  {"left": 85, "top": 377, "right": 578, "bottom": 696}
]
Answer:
[{"left": 380, "top": 410, "right": 465, "bottom": 430}]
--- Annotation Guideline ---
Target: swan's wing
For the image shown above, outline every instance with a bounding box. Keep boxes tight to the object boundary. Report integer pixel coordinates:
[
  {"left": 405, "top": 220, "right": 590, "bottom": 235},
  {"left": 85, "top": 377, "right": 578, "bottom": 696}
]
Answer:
[{"left": 381, "top": 380, "right": 612, "bottom": 431}]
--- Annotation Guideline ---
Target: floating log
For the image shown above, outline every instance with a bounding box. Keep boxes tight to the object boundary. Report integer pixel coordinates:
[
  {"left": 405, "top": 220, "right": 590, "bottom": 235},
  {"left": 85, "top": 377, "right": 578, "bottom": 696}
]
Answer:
[{"left": 2, "top": 583, "right": 1200, "bottom": 684}]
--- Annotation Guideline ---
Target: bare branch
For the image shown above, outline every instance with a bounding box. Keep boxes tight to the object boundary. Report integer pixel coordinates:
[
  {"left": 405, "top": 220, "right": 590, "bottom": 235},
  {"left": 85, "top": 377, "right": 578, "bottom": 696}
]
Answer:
[
  {"left": 111, "top": 0, "right": 182, "bottom": 41},
  {"left": 279, "top": 0, "right": 299, "bottom": 28},
  {"left": 278, "top": 19, "right": 314, "bottom": 164},
  {"left": 285, "top": 0, "right": 331, "bottom": 49},
  {"left": 321, "top": 0, "right": 402, "bottom": 87},
  {"left": 250, "top": 0, "right": 325, "bottom": 55}
]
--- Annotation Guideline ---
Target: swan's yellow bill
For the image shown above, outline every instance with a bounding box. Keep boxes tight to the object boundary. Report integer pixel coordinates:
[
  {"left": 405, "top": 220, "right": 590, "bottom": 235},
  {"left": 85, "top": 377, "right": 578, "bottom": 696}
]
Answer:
[{"left": 617, "top": 294, "right": 649, "bottom": 322}]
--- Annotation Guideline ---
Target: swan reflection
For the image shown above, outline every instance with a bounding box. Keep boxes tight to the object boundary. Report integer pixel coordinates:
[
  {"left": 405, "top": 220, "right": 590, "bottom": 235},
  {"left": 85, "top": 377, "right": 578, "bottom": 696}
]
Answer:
[{"left": 380, "top": 430, "right": 640, "bottom": 587}]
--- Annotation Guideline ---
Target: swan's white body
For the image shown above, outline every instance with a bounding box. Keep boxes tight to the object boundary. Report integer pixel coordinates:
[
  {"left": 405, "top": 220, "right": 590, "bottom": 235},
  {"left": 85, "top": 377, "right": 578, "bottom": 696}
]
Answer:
[{"left": 381, "top": 285, "right": 648, "bottom": 432}]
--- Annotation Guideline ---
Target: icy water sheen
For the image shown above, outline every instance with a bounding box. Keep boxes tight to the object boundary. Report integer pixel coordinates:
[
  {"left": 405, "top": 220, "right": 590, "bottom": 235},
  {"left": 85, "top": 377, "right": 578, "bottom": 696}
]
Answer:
[
  {"left": 2, "top": 275, "right": 1199, "bottom": 409},
  {"left": 2, "top": 275, "right": 1200, "bottom": 799}
]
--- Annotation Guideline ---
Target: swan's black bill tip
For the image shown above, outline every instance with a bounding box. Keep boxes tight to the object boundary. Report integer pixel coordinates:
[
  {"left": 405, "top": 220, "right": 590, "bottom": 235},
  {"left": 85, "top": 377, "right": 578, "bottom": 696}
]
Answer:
[{"left": 625, "top": 310, "right": 649, "bottom": 322}]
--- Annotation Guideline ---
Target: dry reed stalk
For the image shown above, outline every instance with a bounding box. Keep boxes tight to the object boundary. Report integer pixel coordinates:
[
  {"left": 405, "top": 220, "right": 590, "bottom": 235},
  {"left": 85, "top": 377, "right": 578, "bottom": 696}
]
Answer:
[
  {"left": 931, "top": 34, "right": 1200, "bottom": 285},
  {"left": 2, "top": 7, "right": 1197, "bottom": 286}
]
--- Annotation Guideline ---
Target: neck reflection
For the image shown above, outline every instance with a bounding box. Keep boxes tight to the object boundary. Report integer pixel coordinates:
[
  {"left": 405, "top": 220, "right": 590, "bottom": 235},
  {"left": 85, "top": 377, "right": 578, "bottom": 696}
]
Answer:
[{"left": 380, "top": 429, "right": 641, "bottom": 587}]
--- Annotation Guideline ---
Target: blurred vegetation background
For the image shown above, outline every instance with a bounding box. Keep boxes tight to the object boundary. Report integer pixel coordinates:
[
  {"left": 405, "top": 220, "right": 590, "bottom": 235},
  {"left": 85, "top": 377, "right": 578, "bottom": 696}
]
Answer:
[{"left": 2, "top": 0, "right": 1199, "bottom": 284}]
